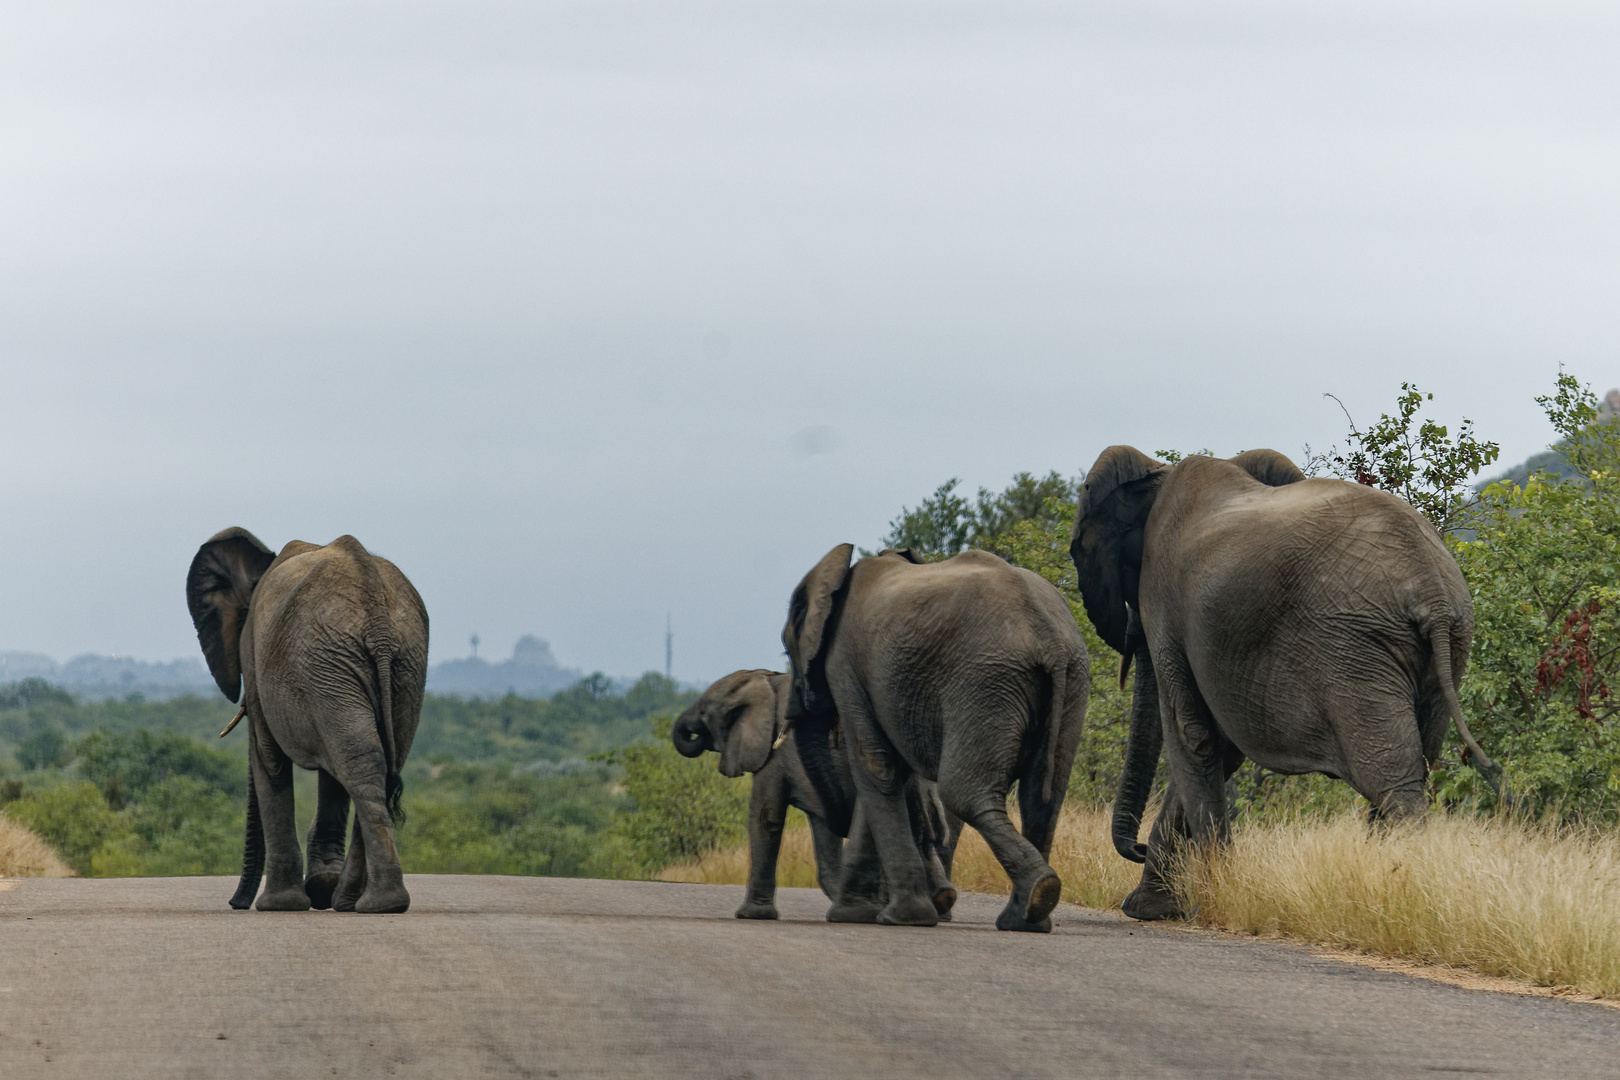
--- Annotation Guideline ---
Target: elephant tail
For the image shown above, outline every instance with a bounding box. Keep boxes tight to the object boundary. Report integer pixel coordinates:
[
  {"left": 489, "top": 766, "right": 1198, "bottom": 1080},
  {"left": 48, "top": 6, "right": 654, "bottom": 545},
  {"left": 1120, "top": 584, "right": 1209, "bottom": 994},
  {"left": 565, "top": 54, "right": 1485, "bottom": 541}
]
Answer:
[
  {"left": 229, "top": 765, "right": 264, "bottom": 910},
  {"left": 338, "top": 535, "right": 406, "bottom": 826},
  {"left": 1428, "top": 622, "right": 1499, "bottom": 791},
  {"left": 375, "top": 649, "right": 405, "bottom": 826},
  {"left": 1038, "top": 656, "right": 1073, "bottom": 803}
]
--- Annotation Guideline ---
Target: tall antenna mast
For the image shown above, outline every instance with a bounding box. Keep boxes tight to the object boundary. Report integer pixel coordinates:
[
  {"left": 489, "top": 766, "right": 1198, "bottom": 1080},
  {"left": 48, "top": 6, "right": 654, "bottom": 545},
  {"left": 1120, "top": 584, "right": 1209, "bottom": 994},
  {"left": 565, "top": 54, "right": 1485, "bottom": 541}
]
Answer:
[{"left": 665, "top": 615, "right": 673, "bottom": 681}]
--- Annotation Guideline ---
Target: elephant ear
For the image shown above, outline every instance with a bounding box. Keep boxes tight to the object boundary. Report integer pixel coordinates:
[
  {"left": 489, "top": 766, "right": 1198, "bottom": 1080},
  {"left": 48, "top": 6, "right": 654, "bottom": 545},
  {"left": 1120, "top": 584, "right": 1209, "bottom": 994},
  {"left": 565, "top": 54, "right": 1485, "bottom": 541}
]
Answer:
[
  {"left": 1070, "top": 446, "right": 1166, "bottom": 654},
  {"left": 783, "top": 543, "right": 854, "bottom": 717},
  {"left": 186, "top": 527, "right": 276, "bottom": 702},
  {"left": 718, "top": 670, "right": 781, "bottom": 777},
  {"left": 877, "top": 547, "right": 927, "bottom": 564},
  {"left": 1228, "top": 448, "right": 1306, "bottom": 487}
]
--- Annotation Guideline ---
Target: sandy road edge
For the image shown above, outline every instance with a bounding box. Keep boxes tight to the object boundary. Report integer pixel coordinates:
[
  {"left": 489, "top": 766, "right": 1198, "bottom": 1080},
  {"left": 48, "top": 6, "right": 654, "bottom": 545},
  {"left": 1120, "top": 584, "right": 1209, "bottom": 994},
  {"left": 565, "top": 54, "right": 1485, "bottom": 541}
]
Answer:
[{"left": 1057, "top": 899, "right": 1620, "bottom": 1011}]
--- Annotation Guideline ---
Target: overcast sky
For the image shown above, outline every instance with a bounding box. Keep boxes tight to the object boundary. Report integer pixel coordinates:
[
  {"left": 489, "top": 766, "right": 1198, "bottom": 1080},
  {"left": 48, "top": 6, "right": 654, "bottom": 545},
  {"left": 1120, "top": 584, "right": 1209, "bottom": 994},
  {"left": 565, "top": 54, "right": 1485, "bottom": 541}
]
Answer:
[{"left": 1, "top": 1, "right": 1615, "bottom": 682}]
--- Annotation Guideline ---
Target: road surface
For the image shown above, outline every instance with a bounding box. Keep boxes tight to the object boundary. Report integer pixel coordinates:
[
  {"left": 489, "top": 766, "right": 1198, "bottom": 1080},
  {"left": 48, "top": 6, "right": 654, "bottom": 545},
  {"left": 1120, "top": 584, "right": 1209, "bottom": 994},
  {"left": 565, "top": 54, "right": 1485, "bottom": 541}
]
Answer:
[{"left": 1, "top": 875, "right": 1615, "bottom": 1078}]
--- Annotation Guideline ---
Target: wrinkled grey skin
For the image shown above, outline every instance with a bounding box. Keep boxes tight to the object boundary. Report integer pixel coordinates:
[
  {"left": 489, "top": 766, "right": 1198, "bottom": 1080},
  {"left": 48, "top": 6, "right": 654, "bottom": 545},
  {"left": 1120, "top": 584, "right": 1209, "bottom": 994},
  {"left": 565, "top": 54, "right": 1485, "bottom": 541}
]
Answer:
[
  {"left": 673, "top": 669, "right": 960, "bottom": 921},
  {"left": 1071, "top": 448, "right": 1494, "bottom": 921},
  {"left": 783, "top": 546, "right": 1089, "bottom": 932},
  {"left": 187, "top": 528, "right": 428, "bottom": 914}
]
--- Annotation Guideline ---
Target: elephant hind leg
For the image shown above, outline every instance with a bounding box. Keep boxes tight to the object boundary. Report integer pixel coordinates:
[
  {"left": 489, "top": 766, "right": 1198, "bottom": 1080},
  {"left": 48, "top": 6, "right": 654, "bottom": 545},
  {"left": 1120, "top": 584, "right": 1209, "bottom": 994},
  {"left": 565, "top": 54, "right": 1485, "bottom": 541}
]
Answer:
[
  {"left": 333, "top": 814, "right": 365, "bottom": 912},
  {"left": 249, "top": 725, "right": 311, "bottom": 913},
  {"left": 304, "top": 769, "right": 350, "bottom": 910}
]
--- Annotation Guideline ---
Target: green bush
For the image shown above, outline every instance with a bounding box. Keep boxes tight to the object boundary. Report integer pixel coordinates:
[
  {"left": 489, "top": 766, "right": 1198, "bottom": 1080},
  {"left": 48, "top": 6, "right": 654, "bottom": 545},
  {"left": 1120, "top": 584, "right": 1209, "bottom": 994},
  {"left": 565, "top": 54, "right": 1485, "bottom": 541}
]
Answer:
[
  {"left": 5, "top": 781, "right": 136, "bottom": 874},
  {"left": 398, "top": 762, "right": 627, "bottom": 876},
  {"left": 595, "top": 717, "right": 750, "bottom": 874},
  {"left": 17, "top": 728, "right": 74, "bottom": 771}
]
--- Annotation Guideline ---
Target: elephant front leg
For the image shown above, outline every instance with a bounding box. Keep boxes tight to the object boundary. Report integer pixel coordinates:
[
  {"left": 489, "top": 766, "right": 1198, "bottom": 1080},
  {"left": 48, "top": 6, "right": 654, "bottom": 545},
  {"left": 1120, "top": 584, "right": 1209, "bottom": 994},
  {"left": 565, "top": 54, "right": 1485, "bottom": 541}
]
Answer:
[
  {"left": 250, "top": 728, "right": 311, "bottom": 912},
  {"left": 737, "top": 775, "right": 785, "bottom": 920},
  {"left": 304, "top": 769, "right": 350, "bottom": 910},
  {"left": 1122, "top": 778, "right": 1189, "bottom": 921}
]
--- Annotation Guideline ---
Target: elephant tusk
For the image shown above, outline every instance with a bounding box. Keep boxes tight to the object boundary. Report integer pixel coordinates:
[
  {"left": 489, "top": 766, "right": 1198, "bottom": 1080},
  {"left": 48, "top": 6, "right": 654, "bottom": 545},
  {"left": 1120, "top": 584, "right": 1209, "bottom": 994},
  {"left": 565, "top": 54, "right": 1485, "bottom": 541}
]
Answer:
[
  {"left": 772, "top": 717, "right": 795, "bottom": 751},
  {"left": 219, "top": 704, "right": 247, "bottom": 738}
]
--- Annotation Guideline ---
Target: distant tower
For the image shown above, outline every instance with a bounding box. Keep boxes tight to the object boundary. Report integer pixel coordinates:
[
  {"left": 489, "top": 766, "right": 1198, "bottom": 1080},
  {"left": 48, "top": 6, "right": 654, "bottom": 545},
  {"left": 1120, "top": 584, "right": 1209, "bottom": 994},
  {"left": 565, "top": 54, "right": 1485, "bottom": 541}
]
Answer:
[
  {"left": 470, "top": 633, "right": 480, "bottom": 661},
  {"left": 665, "top": 615, "right": 673, "bottom": 681}
]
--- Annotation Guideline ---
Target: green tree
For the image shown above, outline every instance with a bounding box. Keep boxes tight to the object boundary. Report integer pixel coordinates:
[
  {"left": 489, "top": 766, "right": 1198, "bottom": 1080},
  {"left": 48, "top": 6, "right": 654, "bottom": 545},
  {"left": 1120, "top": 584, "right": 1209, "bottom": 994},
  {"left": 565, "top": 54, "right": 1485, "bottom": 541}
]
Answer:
[
  {"left": 595, "top": 716, "right": 750, "bottom": 874},
  {"left": 4, "top": 781, "right": 135, "bottom": 874},
  {"left": 1451, "top": 373, "right": 1620, "bottom": 817},
  {"left": 1308, "top": 384, "right": 1500, "bottom": 535},
  {"left": 17, "top": 727, "right": 74, "bottom": 771}
]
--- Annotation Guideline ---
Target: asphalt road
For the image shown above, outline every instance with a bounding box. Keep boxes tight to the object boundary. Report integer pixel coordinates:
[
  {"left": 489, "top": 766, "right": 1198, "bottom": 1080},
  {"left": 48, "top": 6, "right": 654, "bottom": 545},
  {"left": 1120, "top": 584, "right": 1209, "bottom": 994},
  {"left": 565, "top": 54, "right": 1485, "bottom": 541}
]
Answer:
[{"left": 1, "top": 875, "right": 1616, "bottom": 1079}]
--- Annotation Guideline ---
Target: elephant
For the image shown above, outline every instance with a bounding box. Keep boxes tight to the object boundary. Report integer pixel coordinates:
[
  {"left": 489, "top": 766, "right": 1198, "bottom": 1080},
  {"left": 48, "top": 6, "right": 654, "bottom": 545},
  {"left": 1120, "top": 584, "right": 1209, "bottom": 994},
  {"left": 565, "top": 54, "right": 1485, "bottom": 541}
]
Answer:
[
  {"left": 1070, "top": 447, "right": 1496, "bottom": 920},
  {"left": 672, "top": 668, "right": 960, "bottom": 920},
  {"left": 187, "top": 528, "right": 428, "bottom": 914},
  {"left": 782, "top": 545, "right": 1090, "bottom": 932}
]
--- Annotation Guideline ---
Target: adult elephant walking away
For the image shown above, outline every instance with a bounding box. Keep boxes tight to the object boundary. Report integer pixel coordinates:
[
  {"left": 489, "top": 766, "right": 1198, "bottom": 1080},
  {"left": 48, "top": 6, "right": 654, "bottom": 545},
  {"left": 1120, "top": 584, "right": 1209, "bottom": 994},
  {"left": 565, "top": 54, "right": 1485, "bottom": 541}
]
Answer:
[
  {"left": 673, "top": 669, "right": 959, "bottom": 920},
  {"left": 784, "top": 546, "right": 1089, "bottom": 932},
  {"left": 1070, "top": 447, "right": 1495, "bottom": 921},
  {"left": 187, "top": 528, "right": 428, "bottom": 913}
]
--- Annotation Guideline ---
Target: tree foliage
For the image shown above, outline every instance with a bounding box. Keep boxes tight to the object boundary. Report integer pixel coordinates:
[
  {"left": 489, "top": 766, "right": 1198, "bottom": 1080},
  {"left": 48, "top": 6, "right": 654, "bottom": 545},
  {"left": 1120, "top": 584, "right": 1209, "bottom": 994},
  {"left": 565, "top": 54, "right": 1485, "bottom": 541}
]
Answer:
[
  {"left": 1451, "top": 373, "right": 1620, "bottom": 817},
  {"left": 1306, "top": 383, "right": 1500, "bottom": 535}
]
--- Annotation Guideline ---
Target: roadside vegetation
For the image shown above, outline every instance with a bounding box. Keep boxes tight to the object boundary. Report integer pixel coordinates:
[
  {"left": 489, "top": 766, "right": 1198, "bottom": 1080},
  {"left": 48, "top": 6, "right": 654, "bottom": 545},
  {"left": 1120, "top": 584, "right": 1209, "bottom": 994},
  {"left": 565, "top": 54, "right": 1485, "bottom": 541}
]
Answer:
[{"left": 6, "top": 372, "right": 1620, "bottom": 1000}]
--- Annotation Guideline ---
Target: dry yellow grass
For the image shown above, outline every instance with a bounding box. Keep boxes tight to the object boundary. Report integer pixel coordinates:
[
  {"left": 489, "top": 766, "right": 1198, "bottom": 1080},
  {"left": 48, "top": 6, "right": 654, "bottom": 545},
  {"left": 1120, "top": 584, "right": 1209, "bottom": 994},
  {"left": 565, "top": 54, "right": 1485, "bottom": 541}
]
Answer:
[
  {"left": 659, "top": 810, "right": 824, "bottom": 888},
  {"left": 1180, "top": 812, "right": 1620, "bottom": 998},
  {"left": 0, "top": 809, "right": 73, "bottom": 878},
  {"left": 663, "top": 802, "right": 1620, "bottom": 998}
]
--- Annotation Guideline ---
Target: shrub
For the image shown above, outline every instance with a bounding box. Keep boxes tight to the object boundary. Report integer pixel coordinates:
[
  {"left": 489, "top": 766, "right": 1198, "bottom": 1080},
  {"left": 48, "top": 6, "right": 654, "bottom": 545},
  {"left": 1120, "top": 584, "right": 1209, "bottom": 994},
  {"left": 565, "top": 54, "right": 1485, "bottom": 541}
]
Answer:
[
  {"left": 595, "top": 716, "right": 750, "bottom": 874},
  {"left": 4, "top": 781, "right": 136, "bottom": 874}
]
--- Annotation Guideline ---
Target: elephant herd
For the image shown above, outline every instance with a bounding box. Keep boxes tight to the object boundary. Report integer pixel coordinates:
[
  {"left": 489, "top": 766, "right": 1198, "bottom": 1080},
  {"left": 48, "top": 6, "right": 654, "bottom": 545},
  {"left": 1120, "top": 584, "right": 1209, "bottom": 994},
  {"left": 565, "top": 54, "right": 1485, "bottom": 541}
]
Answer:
[
  {"left": 675, "top": 445, "right": 1493, "bottom": 929},
  {"left": 186, "top": 443, "right": 1491, "bottom": 925}
]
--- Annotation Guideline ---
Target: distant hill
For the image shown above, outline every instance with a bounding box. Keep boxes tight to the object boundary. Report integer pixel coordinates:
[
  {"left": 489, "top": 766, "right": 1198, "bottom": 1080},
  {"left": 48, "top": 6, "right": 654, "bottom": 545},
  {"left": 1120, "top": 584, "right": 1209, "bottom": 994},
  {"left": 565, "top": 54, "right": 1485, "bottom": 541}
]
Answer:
[
  {"left": 0, "top": 652, "right": 215, "bottom": 701},
  {"left": 1478, "top": 387, "right": 1619, "bottom": 490},
  {"left": 426, "top": 635, "right": 586, "bottom": 699},
  {"left": 0, "top": 632, "right": 589, "bottom": 703}
]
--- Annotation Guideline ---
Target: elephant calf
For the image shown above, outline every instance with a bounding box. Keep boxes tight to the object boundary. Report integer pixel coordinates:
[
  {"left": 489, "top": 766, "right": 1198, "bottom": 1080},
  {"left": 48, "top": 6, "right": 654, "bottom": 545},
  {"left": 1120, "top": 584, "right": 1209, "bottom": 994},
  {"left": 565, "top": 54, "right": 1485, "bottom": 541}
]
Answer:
[
  {"left": 673, "top": 669, "right": 958, "bottom": 920},
  {"left": 188, "top": 528, "right": 428, "bottom": 914}
]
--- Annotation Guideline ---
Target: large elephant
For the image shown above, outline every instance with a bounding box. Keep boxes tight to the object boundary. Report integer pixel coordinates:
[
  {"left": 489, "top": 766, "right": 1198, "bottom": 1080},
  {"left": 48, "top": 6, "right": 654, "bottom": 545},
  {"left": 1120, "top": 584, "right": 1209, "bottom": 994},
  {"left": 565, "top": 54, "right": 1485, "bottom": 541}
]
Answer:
[
  {"left": 672, "top": 668, "right": 959, "bottom": 920},
  {"left": 783, "top": 546, "right": 1089, "bottom": 931},
  {"left": 1070, "top": 447, "right": 1495, "bottom": 920},
  {"left": 187, "top": 528, "right": 428, "bottom": 914}
]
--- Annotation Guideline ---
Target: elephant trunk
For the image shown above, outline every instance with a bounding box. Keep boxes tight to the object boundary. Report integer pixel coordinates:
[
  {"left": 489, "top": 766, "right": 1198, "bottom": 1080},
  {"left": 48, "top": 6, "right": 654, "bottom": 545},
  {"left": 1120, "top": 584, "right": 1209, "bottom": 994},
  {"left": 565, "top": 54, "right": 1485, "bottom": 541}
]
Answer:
[
  {"left": 229, "top": 767, "right": 264, "bottom": 910},
  {"left": 671, "top": 708, "right": 712, "bottom": 758},
  {"left": 1111, "top": 643, "right": 1162, "bottom": 864},
  {"left": 790, "top": 715, "right": 855, "bottom": 838}
]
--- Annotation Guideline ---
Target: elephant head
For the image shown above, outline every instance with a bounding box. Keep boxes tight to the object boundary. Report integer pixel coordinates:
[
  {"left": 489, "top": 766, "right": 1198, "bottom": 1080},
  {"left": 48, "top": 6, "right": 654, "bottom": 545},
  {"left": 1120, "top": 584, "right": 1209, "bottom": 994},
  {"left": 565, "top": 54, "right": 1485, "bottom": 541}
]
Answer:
[
  {"left": 1071, "top": 447, "right": 1305, "bottom": 862},
  {"left": 672, "top": 669, "right": 784, "bottom": 778},
  {"left": 186, "top": 527, "right": 277, "bottom": 702},
  {"left": 781, "top": 543, "right": 855, "bottom": 721}
]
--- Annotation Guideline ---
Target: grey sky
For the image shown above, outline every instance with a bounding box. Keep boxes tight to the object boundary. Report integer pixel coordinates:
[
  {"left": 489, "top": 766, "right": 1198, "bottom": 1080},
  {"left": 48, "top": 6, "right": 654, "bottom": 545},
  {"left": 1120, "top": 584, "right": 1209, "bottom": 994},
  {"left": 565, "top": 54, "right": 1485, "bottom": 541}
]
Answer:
[{"left": 1, "top": 1, "right": 1616, "bottom": 682}]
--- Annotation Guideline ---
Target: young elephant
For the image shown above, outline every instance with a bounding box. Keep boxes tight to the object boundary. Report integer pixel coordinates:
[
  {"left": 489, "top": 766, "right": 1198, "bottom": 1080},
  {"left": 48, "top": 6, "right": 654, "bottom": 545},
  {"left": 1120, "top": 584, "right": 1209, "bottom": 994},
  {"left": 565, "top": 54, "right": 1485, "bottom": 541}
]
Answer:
[
  {"left": 672, "top": 669, "right": 959, "bottom": 920},
  {"left": 784, "top": 546, "right": 1090, "bottom": 932},
  {"left": 1071, "top": 447, "right": 1495, "bottom": 921},
  {"left": 187, "top": 528, "right": 428, "bottom": 914}
]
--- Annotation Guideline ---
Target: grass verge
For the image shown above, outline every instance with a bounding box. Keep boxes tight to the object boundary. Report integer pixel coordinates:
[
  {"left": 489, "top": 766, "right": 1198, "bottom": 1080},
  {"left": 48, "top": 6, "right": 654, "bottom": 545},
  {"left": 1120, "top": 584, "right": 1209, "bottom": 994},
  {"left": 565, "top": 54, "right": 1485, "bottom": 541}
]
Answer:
[
  {"left": 665, "top": 802, "right": 1620, "bottom": 999},
  {"left": 0, "top": 809, "right": 74, "bottom": 877}
]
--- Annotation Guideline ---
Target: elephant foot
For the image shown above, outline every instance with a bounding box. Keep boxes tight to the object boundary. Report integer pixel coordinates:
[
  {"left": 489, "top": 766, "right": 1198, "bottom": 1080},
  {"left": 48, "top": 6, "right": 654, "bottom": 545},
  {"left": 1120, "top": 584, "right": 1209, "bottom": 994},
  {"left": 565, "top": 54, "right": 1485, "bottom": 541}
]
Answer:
[
  {"left": 256, "top": 885, "right": 313, "bottom": 912},
  {"left": 1024, "top": 869, "right": 1062, "bottom": 924},
  {"left": 876, "top": 893, "right": 939, "bottom": 927},
  {"left": 995, "top": 897, "right": 1052, "bottom": 933},
  {"left": 1120, "top": 879, "right": 1184, "bottom": 922},
  {"left": 827, "top": 898, "right": 882, "bottom": 923},
  {"left": 304, "top": 870, "right": 342, "bottom": 910},
  {"left": 355, "top": 866, "right": 409, "bottom": 914},
  {"left": 931, "top": 882, "right": 958, "bottom": 917},
  {"left": 734, "top": 900, "right": 779, "bottom": 920}
]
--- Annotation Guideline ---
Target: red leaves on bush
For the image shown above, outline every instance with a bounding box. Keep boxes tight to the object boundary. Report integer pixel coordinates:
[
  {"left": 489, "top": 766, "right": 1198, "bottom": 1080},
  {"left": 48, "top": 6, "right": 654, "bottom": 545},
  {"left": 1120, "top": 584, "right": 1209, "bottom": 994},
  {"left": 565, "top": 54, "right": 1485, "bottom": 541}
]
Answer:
[{"left": 1536, "top": 599, "right": 1611, "bottom": 720}]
